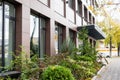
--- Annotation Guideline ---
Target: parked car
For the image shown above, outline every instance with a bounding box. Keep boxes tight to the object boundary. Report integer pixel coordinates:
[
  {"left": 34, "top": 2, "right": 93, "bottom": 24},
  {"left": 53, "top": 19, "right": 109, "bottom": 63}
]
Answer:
[{"left": 99, "top": 53, "right": 110, "bottom": 58}]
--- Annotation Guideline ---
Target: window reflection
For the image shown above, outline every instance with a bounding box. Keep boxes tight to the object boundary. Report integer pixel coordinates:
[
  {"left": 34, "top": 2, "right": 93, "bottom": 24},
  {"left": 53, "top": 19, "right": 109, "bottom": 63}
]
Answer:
[
  {"left": 0, "top": 2, "right": 15, "bottom": 67},
  {"left": 55, "top": 24, "right": 63, "bottom": 54},
  {"left": 0, "top": 4, "right": 2, "bottom": 66},
  {"left": 4, "top": 18, "right": 15, "bottom": 66},
  {"left": 40, "top": 18, "right": 46, "bottom": 57},
  {"left": 30, "top": 14, "right": 46, "bottom": 58},
  {"left": 4, "top": 2, "right": 15, "bottom": 66},
  {"left": 30, "top": 15, "right": 39, "bottom": 56},
  {"left": 69, "top": 29, "right": 76, "bottom": 43}
]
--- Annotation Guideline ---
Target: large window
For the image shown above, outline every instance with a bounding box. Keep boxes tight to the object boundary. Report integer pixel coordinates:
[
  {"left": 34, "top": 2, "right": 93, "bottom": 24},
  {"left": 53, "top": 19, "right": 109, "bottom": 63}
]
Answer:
[
  {"left": 55, "top": 23, "right": 64, "bottom": 54},
  {"left": 30, "top": 14, "right": 46, "bottom": 58},
  {"left": 0, "top": 1, "right": 15, "bottom": 67}
]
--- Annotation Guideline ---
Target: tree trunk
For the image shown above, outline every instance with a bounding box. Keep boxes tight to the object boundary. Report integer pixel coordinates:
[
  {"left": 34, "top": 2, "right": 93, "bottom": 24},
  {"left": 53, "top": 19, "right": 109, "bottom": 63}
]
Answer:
[
  {"left": 118, "top": 43, "right": 120, "bottom": 56},
  {"left": 117, "top": 46, "right": 119, "bottom": 56}
]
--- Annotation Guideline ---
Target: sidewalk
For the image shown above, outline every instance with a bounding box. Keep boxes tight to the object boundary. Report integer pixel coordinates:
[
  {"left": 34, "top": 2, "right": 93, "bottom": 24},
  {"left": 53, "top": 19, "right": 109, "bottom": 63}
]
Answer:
[{"left": 94, "top": 57, "right": 120, "bottom": 80}]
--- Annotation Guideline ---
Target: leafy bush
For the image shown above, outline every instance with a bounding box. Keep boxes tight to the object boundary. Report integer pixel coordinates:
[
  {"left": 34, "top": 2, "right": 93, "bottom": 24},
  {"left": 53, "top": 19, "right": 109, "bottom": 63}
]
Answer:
[
  {"left": 78, "top": 28, "right": 98, "bottom": 60},
  {"left": 73, "top": 55, "right": 93, "bottom": 61},
  {"left": 58, "top": 58, "right": 94, "bottom": 80},
  {"left": 41, "top": 65, "right": 75, "bottom": 80},
  {"left": 16, "top": 52, "right": 40, "bottom": 80},
  {"left": 44, "top": 53, "right": 69, "bottom": 66},
  {"left": 60, "top": 39, "right": 77, "bottom": 55}
]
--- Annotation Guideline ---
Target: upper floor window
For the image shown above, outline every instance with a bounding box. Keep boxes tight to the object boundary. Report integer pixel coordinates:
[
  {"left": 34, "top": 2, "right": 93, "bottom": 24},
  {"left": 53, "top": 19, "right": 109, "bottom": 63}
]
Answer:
[
  {"left": 30, "top": 14, "right": 46, "bottom": 58},
  {"left": 68, "top": 0, "right": 75, "bottom": 10},
  {"left": 89, "top": 12, "right": 92, "bottom": 24},
  {"left": 0, "top": 1, "right": 15, "bottom": 68},
  {"left": 84, "top": 7, "right": 88, "bottom": 22},
  {"left": 77, "top": 0, "right": 82, "bottom": 16}
]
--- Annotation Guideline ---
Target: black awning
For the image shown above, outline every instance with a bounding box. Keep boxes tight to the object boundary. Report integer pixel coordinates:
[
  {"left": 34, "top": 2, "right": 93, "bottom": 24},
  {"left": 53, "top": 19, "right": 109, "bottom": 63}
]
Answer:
[{"left": 77, "top": 25, "right": 105, "bottom": 40}]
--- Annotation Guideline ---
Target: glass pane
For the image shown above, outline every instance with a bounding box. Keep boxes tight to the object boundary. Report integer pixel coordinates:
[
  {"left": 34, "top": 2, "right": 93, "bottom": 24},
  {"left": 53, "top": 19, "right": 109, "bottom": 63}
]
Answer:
[
  {"left": 58, "top": 26, "right": 63, "bottom": 53},
  {"left": 40, "top": 18, "right": 45, "bottom": 58},
  {"left": 69, "top": 0, "right": 73, "bottom": 9},
  {"left": 0, "top": 4, "right": 2, "bottom": 66},
  {"left": 4, "top": 3, "right": 15, "bottom": 66},
  {"left": 30, "top": 15, "right": 39, "bottom": 56},
  {"left": 5, "top": 2, "right": 15, "bottom": 18},
  {"left": 55, "top": 25, "right": 58, "bottom": 54},
  {"left": 4, "top": 18, "right": 15, "bottom": 66},
  {"left": 69, "top": 30, "right": 74, "bottom": 41}
]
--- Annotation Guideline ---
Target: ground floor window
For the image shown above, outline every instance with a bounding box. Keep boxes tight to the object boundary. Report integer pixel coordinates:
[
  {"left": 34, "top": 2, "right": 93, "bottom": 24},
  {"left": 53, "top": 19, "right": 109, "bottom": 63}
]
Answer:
[
  {"left": 69, "top": 29, "right": 76, "bottom": 44},
  {"left": 55, "top": 23, "right": 64, "bottom": 54},
  {"left": 30, "top": 14, "right": 46, "bottom": 58},
  {"left": 0, "top": 1, "right": 15, "bottom": 67}
]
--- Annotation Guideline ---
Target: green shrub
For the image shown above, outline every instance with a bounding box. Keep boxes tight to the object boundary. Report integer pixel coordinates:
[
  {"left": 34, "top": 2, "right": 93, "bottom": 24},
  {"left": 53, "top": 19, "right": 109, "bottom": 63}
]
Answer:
[
  {"left": 59, "top": 58, "right": 97, "bottom": 80},
  {"left": 60, "top": 39, "right": 76, "bottom": 55},
  {"left": 59, "top": 58, "right": 85, "bottom": 80},
  {"left": 73, "top": 55, "right": 93, "bottom": 61},
  {"left": 41, "top": 65, "right": 75, "bottom": 80}
]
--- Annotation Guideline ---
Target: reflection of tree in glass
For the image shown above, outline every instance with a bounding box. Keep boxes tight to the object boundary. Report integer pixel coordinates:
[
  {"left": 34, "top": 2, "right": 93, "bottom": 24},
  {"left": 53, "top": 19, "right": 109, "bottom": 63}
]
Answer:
[
  {"left": 30, "top": 17, "right": 38, "bottom": 56},
  {"left": 5, "top": 5, "right": 9, "bottom": 16}
]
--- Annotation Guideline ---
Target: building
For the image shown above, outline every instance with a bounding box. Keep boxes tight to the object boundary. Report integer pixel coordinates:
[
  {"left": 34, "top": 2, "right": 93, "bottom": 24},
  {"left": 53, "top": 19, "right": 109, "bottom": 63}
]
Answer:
[{"left": 0, "top": 0, "right": 105, "bottom": 70}]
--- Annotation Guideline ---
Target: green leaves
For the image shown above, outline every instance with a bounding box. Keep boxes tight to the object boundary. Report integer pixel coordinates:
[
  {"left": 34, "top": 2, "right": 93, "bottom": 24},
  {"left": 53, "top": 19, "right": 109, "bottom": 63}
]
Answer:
[
  {"left": 41, "top": 65, "right": 75, "bottom": 80},
  {"left": 60, "top": 39, "right": 76, "bottom": 55}
]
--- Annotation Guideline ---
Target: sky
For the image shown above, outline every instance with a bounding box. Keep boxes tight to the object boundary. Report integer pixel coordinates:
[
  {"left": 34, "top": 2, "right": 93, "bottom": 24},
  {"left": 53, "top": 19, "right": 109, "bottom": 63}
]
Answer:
[{"left": 96, "top": 0, "right": 120, "bottom": 22}]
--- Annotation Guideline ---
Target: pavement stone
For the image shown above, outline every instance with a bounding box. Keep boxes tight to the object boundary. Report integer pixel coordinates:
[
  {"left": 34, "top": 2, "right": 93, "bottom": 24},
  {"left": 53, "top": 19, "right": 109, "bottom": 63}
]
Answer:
[{"left": 95, "top": 57, "right": 120, "bottom": 80}]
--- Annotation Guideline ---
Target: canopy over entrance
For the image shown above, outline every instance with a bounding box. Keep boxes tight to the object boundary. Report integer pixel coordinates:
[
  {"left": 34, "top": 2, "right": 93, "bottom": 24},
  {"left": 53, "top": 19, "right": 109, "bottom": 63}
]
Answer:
[{"left": 77, "top": 25, "right": 105, "bottom": 40}]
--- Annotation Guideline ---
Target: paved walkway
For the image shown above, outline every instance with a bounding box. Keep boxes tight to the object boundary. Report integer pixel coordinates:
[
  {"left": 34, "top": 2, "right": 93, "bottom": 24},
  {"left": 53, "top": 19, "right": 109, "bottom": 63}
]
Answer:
[{"left": 95, "top": 57, "right": 120, "bottom": 80}]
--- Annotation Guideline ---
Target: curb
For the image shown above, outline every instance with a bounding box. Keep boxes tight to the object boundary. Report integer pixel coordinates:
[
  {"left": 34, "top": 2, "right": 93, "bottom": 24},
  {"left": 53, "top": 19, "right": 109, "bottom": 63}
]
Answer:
[
  {"left": 92, "top": 58, "right": 112, "bottom": 80},
  {"left": 92, "top": 66, "right": 106, "bottom": 80}
]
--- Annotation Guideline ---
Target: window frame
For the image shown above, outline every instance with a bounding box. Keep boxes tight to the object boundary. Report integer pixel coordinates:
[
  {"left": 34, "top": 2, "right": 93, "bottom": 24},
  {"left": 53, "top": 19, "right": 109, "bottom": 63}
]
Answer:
[
  {"left": 30, "top": 13, "right": 46, "bottom": 58},
  {"left": 0, "top": 1, "right": 16, "bottom": 68}
]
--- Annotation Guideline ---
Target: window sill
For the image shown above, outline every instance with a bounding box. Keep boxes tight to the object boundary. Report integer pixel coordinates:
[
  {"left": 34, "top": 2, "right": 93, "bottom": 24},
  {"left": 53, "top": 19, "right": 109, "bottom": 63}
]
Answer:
[{"left": 0, "top": 71, "right": 21, "bottom": 78}]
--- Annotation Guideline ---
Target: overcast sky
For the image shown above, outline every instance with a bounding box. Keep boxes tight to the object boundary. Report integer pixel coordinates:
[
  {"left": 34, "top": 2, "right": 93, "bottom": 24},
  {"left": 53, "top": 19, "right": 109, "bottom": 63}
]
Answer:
[{"left": 96, "top": 0, "right": 120, "bottom": 22}]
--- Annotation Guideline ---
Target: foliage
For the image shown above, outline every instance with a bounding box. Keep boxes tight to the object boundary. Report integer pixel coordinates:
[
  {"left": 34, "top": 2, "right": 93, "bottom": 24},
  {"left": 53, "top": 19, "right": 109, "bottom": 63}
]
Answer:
[
  {"left": 73, "top": 55, "right": 93, "bottom": 61},
  {"left": 77, "top": 28, "right": 98, "bottom": 61},
  {"left": 41, "top": 65, "right": 75, "bottom": 80},
  {"left": 17, "top": 52, "right": 40, "bottom": 80},
  {"left": 94, "top": 0, "right": 120, "bottom": 54},
  {"left": 44, "top": 52, "right": 69, "bottom": 66},
  {"left": 0, "top": 51, "right": 40, "bottom": 80},
  {"left": 60, "top": 39, "right": 77, "bottom": 55},
  {"left": 0, "top": 27, "right": 102, "bottom": 80},
  {"left": 59, "top": 58, "right": 96, "bottom": 80}
]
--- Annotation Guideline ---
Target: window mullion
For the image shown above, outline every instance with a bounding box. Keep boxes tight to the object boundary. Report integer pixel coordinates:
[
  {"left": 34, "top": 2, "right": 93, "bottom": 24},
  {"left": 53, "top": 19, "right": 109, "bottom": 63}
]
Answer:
[{"left": 39, "top": 17, "right": 41, "bottom": 58}]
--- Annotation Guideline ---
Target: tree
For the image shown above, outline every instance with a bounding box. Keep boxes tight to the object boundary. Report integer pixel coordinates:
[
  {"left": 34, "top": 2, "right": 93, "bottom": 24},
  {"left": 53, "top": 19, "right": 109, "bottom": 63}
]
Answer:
[{"left": 89, "top": 0, "right": 120, "bottom": 56}]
